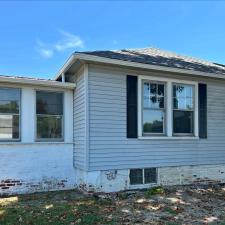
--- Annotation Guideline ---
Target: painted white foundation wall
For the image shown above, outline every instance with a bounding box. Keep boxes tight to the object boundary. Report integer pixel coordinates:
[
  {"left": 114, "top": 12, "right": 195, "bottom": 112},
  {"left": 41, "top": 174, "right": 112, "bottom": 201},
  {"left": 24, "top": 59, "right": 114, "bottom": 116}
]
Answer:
[{"left": 0, "top": 85, "right": 75, "bottom": 195}]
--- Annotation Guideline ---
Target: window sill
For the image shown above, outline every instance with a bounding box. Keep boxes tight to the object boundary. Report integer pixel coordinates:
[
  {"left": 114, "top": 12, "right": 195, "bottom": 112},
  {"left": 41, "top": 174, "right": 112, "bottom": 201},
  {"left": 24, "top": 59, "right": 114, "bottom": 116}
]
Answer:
[{"left": 138, "top": 136, "right": 199, "bottom": 140}]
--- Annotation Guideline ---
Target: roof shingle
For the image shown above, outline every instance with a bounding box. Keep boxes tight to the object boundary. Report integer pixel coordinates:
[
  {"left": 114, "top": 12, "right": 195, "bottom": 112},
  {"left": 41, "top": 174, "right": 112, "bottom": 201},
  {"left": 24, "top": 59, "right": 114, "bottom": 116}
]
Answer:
[{"left": 79, "top": 47, "right": 225, "bottom": 75}]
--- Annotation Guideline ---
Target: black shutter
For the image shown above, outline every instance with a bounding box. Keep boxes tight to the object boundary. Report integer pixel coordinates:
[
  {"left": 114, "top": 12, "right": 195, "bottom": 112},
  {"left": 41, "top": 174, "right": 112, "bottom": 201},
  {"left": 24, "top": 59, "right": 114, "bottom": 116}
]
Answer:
[
  {"left": 127, "top": 75, "right": 138, "bottom": 138},
  {"left": 198, "top": 83, "right": 207, "bottom": 138}
]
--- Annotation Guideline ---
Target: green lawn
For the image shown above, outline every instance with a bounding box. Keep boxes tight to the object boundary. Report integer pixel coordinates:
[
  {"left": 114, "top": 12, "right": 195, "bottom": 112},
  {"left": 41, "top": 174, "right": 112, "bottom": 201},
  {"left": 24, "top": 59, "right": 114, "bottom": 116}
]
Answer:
[{"left": 1, "top": 185, "right": 225, "bottom": 225}]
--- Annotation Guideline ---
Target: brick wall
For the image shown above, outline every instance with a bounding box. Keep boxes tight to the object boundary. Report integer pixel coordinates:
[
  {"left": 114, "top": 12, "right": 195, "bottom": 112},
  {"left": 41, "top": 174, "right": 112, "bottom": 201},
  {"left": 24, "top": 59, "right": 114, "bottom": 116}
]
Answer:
[{"left": 0, "top": 144, "right": 76, "bottom": 195}]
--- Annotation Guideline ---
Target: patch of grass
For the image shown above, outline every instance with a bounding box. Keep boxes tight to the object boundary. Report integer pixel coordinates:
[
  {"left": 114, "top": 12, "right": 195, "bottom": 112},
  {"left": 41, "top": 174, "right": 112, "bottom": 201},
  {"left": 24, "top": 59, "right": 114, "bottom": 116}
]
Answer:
[
  {"left": 166, "top": 222, "right": 181, "bottom": 225},
  {"left": 164, "top": 207, "right": 179, "bottom": 216},
  {"left": 77, "top": 213, "right": 104, "bottom": 225},
  {"left": 117, "top": 192, "right": 129, "bottom": 200},
  {"left": 1, "top": 186, "right": 225, "bottom": 225},
  {"left": 0, "top": 191, "right": 118, "bottom": 225},
  {"left": 97, "top": 197, "right": 113, "bottom": 205},
  {"left": 144, "top": 186, "right": 165, "bottom": 198}
]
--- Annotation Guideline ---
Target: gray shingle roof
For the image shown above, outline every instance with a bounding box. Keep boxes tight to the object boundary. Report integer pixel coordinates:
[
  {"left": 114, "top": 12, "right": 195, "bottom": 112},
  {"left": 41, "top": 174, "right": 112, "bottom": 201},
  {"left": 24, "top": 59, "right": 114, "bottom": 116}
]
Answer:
[{"left": 79, "top": 47, "right": 225, "bottom": 75}]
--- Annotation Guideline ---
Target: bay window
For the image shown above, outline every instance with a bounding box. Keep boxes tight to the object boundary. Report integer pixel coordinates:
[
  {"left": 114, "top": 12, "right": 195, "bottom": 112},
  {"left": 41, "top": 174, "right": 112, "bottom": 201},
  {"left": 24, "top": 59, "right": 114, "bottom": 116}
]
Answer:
[
  {"left": 0, "top": 88, "right": 20, "bottom": 141},
  {"left": 139, "top": 76, "right": 198, "bottom": 138},
  {"left": 36, "top": 91, "right": 63, "bottom": 141}
]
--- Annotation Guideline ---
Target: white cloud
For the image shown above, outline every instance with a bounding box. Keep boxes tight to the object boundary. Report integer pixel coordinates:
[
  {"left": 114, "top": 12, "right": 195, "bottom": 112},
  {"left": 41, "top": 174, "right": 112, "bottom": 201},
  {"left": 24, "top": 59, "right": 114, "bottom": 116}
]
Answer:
[
  {"left": 113, "top": 40, "right": 118, "bottom": 45},
  {"left": 38, "top": 48, "right": 54, "bottom": 58},
  {"left": 36, "top": 30, "right": 84, "bottom": 59},
  {"left": 55, "top": 30, "right": 84, "bottom": 51}
]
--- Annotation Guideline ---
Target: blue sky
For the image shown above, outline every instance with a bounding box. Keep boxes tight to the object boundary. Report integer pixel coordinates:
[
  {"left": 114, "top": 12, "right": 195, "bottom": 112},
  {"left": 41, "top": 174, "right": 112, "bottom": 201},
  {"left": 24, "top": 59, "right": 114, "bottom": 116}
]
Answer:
[{"left": 1, "top": 1, "right": 225, "bottom": 79}]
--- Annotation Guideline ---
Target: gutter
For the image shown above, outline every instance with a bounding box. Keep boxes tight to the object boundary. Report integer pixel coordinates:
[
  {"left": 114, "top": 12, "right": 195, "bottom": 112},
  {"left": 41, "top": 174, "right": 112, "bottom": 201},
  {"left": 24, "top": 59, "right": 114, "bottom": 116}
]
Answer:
[
  {"left": 55, "top": 53, "right": 225, "bottom": 81},
  {"left": 0, "top": 76, "right": 76, "bottom": 90}
]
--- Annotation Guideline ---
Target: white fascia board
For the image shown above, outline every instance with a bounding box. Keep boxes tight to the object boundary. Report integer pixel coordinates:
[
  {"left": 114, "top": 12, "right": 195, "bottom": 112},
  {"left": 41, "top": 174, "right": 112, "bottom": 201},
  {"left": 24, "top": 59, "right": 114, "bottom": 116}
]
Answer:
[
  {"left": 54, "top": 54, "right": 77, "bottom": 80},
  {"left": 0, "top": 76, "right": 76, "bottom": 90},
  {"left": 57, "top": 53, "right": 225, "bottom": 81}
]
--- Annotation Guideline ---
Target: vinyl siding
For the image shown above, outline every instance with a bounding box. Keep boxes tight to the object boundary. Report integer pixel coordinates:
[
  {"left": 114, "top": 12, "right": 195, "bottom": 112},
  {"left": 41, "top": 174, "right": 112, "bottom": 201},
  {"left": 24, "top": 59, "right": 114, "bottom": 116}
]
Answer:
[
  {"left": 72, "top": 67, "right": 86, "bottom": 170},
  {"left": 88, "top": 65, "right": 225, "bottom": 171}
]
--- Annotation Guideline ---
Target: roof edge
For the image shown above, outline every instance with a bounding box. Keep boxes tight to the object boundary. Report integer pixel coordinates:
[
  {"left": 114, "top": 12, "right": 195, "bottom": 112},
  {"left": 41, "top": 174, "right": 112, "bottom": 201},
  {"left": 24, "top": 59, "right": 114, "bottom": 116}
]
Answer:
[
  {"left": 0, "top": 75, "right": 76, "bottom": 89},
  {"left": 63, "top": 53, "right": 225, "bottom": 80},
  {"left": 54, "top": 54, "right": 76, "bottom": 80}
]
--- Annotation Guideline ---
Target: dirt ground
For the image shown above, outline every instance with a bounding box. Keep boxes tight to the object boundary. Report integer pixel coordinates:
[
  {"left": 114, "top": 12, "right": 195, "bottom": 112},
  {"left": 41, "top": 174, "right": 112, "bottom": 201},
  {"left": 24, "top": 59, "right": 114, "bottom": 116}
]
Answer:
[{"left": 0, "top": 184, "right": 225, "bottom": 225}]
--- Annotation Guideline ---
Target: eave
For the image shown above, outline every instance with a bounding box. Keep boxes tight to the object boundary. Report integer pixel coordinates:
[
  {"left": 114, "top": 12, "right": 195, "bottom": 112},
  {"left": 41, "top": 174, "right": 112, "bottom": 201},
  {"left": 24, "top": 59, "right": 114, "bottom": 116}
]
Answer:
[
  {"left": 55, "top": 53, "right": 225, "bottom": 81},
  {"left": 0, "top": 75, "right": 76, "bottom": 90}
]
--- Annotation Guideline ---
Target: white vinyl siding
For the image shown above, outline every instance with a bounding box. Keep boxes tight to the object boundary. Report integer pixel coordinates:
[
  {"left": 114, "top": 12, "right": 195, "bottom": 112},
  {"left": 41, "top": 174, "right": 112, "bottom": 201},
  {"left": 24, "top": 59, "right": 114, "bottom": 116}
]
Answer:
[
  {"left": 87, "top": 65, "right": 225, "bottom": 171},
  {"left": 73, "top": 68, "right": 87, "bottom": 170}
]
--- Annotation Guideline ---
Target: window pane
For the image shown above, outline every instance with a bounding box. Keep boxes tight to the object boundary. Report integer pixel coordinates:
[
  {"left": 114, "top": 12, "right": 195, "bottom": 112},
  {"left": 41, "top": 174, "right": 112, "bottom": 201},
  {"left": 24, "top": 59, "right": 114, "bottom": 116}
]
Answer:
[
  {"left": 37, "top": 116, "right": 62, "bottom": 139},
  {"left": 186, "top": 98, "right": 193, "bottom": 110},
  {"left": 144, "top": 168, "right": 157, "bottom": 184},
  {"left": 130, "top": 169, "right": 143, "bottom": 185},
  {"left": 174, "top": 84, "right": 193, "bottom": 98},
  {"left": 176, "top": 97, "right": 186, "bottom": 110},
  {"left": 36, "top": 91, "right": 63, "bottom": 115},
  {"left": 158, "top": 97, "right": 164, "bottom": 108},
  {"left": 174, "top": 85, "right": 186, "bottom": 98},
  {"left": 0, "top": 115, "right": 19, "bottom": 139},
  {"left": 173, "top": 111, "right": 193, "bottom": 134},
  {"left": 150, "top": 83, "right": 157, "bottom": 95},
  {"left": 0, "top": 88, "right": 20, "bottom": 101},
  {"left": 143, "top": 82, "right": 150, "bottom": 97},
  {"left": 158, "top": 84, "right": 164, "bottom": 97},
  {"left": 143, "top": 82, "right": 165, "bottom": 109},
  {"left": 143, "top": 110, "right": 164, "bottom": 133},
  {"left": 173, "top": 84, "right": 194, "bottom": 110},
  {"left": 0, "top": 100, "right": 19, "bottom": 113},
  {"left": 0, "top": 88, "right": 20, "bottom": 113}
]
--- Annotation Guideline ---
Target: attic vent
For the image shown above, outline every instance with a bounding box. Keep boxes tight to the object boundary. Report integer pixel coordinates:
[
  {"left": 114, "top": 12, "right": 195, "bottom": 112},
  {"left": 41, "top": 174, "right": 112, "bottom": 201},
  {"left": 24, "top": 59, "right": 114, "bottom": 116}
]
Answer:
[{"left": 129, "top": 168, "right": 157, "bottom": 185}]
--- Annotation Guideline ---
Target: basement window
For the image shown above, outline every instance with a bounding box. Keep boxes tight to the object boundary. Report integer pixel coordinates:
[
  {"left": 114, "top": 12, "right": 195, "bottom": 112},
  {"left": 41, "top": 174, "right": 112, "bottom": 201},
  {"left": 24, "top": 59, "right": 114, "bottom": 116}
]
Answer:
[{"left": 129, "top": 168, "right": 157, "bottom": 185}]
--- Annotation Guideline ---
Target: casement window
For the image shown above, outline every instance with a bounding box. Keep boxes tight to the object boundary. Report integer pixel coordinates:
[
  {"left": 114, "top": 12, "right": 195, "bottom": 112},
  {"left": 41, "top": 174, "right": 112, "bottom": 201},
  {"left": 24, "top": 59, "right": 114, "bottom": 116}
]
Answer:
[
  {"left": 129, "top": 168, "right": 157, "bottom": 185},
  {"left": 36, "top": 91, "right": 63, "bottom": 141},
  {"left": 0, "top": 88, "right": 20, "bottom": 141},
  {"left": 142, "top": 81, "right": 165, "bottom": 135},
  {"left": 127, "top": 75, "right": 206, "bottom": 139}
]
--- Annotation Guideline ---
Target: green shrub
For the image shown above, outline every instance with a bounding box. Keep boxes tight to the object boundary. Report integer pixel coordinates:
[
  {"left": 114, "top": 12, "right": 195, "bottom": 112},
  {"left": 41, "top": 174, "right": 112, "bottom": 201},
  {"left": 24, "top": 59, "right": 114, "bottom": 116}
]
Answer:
[{"left": 144, "top": 186, "right": 165, "bottom": 198}]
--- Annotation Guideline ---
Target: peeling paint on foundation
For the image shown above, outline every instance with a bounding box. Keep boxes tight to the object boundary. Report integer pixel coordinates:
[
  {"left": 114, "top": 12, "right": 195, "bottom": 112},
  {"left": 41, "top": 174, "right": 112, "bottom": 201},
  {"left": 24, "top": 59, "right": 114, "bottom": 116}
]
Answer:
[
  {"left": 75, "top": 165, "right": 225, "bottom": 193},
  {"left": 0, "top": 144, "right": 76, "bottom": 195}
]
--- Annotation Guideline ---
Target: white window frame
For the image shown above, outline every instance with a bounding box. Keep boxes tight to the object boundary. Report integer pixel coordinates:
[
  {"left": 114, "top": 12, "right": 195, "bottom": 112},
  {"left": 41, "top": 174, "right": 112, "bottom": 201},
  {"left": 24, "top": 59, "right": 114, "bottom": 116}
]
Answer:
[
  {"left": 129, "top": 168, "right": 158, "bottom": 188},
  {"left": 35, "top": 90, "right": 64, "bottom": 142},
  {"left": 142, "top": 80, "right": 166, "bottom": 136},
  {"left": 138, "top": 75, "right": 199, "bottom": 139},
  {"left": 0, "top": 87, "right": 21, "bottom": 142}
]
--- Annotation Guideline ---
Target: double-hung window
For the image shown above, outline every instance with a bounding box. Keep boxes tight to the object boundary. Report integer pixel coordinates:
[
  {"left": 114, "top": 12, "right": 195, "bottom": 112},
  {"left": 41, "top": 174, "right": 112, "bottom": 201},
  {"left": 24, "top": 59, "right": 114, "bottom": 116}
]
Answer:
[
  {"left": 173, "top": 84, "right": 194, "bottom": 135},
  {"left": 36, "top": 91, "right": 63, "bottom": 141},
  {"left": 142, "top": 81, "right": 165, "bottom": 135},
  {"left": 0, "top": 88, "right": 20, "bottom": 141},
  {"left": 139, "top": 76, "right": 198, "bottom": 138}
]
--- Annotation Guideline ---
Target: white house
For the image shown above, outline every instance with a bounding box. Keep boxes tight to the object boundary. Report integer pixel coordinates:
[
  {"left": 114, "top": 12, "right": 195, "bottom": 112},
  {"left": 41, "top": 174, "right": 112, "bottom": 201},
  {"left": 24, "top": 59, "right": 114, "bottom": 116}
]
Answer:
[{"left": 1, "top": 47, "right": 225, "bottom": 194}]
